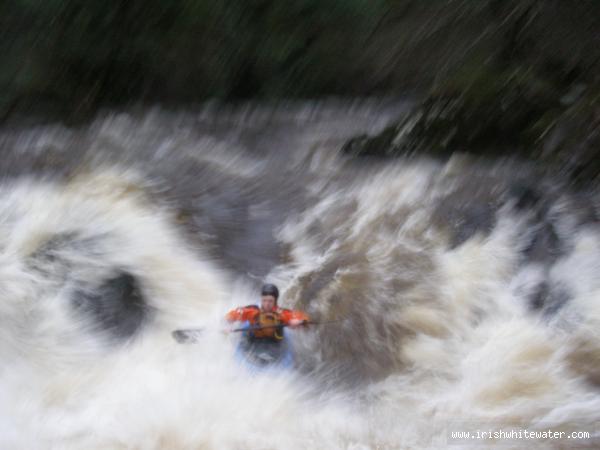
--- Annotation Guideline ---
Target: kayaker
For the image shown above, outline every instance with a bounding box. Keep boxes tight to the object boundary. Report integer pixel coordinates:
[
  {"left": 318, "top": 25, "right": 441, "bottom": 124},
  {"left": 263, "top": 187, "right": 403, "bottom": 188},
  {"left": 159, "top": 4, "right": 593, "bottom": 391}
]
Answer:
[{"left": 225, "top": 283, "right": 309, "bottom": 341}]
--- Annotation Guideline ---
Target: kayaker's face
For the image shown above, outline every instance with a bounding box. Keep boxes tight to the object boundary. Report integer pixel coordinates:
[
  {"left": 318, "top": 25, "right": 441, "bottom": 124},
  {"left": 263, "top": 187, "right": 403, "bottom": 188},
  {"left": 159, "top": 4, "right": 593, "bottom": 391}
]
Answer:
[{"left": 261, "top": 295, "right": 276, "bottom": 312}]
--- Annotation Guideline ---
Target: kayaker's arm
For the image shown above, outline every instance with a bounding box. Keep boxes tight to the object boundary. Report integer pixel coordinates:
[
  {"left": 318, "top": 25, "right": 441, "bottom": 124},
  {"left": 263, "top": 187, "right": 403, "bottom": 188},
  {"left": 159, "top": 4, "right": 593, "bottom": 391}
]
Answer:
[
  {"left": 225, "top": 305, "right": 259, "bottom": 323},
  {"left": 279, "top": 309, "right": 310, "bottom": 328}
]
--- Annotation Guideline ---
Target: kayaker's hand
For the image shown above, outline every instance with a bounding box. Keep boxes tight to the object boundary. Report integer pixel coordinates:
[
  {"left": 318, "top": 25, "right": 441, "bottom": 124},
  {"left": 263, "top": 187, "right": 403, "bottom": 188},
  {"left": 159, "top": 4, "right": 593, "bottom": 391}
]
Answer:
[{"left": 288, "top": 319, "right": 306, "bottom": 328}]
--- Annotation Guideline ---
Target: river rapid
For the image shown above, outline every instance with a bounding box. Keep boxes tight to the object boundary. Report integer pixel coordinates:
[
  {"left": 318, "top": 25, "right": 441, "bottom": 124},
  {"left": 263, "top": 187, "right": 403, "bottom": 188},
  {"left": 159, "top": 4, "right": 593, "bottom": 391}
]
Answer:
[{"left": 0, "top": 101, "right": 599, "bottom": 449}]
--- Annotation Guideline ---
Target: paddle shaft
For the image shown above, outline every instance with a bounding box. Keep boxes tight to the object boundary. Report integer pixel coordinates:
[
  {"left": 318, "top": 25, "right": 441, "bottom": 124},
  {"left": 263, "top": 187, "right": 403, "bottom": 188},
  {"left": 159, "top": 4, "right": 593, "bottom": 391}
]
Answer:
[{"left": 174, "top": 319, "right": 344, "bottom": 336}]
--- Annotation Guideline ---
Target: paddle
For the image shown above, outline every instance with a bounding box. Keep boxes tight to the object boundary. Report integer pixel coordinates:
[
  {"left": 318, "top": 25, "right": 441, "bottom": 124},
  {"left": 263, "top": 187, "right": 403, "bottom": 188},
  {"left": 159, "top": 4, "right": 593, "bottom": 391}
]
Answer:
[{"left": 171, "top": 320, "right": 344, "bottom": 344}]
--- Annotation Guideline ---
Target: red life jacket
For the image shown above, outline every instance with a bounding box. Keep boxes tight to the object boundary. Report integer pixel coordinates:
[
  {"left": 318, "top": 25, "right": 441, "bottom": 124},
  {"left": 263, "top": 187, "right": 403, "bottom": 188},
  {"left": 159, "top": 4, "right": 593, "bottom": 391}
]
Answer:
[{"left": 225, "top": 305, "right": 309, "bottom": 341}]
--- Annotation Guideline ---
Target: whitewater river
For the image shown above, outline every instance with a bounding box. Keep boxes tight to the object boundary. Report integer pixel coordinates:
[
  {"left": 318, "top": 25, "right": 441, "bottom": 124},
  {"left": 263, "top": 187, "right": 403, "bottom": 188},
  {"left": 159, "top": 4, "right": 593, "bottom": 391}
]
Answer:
[{"left": 0, "top": 101, "right": 599, "bottom": 449}]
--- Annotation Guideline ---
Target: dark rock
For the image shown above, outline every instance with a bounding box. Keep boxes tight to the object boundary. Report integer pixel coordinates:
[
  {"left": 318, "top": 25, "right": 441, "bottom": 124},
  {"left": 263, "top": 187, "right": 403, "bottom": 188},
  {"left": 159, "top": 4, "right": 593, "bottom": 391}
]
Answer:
[
  {"left": 341, "top": 125, "right": 402, "bottom": 158},
  {"left": 523, "top": 222, "right": 562, "bottom": 264},
  {"left": 343, "top": 62, "right": 562, "bottom": 159},
  {"left": 507, "top": 182, "right": 564, "bottom": 265},
  {"left": 528, "top": 280, "right": 570, "bottom": 317},
  {"left": 509, "top": 183, "right": 544, "bottom": 211},
  {"left": 72, "top": 272, "right": 149, "bottom": 340}
]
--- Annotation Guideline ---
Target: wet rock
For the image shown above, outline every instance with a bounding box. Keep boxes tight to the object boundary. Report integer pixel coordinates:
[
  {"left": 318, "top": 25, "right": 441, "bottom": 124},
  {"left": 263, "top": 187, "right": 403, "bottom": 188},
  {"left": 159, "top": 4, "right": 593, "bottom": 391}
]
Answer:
[
  {"left": 507, "top": 182, "right": 565, "bottom": 265},
  {"left": 72, "top": 272, "right": 148, "bottom": 340},
  {"left": 523, "top": 222, "right": 562, "bottom": 264},
  {"left": 342, "top": 73, "right": 600, "bottom": 188},
  {"left": 341, "top": 125, "right": 403, "bottom": 158},
  {"left": 343, "top": 63, "right": 561, "bottom": 160},
  {"left": 528, "top": 281, "right": 570, "bottom": 316}
]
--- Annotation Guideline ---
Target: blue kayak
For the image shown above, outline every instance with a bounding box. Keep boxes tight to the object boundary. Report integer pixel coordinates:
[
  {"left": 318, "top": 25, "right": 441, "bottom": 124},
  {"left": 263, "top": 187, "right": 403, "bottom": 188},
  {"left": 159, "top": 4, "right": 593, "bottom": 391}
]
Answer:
[{"left": 234, "top": 322, "right": 294, "bottom": 373}]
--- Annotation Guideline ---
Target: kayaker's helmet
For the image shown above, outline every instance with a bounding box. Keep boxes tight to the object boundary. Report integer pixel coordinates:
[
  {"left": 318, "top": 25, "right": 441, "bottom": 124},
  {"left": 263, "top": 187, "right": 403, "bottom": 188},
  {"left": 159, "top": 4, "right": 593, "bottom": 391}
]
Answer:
[{"left": 261, "top": 283, "right": 279, "bottom": 302}]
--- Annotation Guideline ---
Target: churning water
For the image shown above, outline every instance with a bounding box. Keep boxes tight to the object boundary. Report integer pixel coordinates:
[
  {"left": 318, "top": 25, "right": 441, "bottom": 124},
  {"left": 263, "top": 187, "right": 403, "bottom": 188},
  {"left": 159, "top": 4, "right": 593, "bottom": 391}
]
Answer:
[{"left": 0, "top": 101, "right": 599, "bottom": 449}]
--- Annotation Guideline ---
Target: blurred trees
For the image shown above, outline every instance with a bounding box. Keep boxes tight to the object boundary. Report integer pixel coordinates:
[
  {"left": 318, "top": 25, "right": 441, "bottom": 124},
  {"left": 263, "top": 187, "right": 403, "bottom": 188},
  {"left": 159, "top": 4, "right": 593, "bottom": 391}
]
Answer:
[
  {"left": 1, "top": 0, "right": 599, "bottom": 126},
  {"left": 1, "top": 0, "right": 384, "bottom": 119}
]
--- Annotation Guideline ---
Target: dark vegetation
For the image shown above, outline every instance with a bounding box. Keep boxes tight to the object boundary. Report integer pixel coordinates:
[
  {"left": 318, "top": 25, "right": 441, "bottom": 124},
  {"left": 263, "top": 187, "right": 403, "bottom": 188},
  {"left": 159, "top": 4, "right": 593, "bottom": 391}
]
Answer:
[
  {"left": 2, "top": 0, "right": 600, "bottom": 183},
  {"left": 1, "top": 0, "right": 386, "bottom": 119}
]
